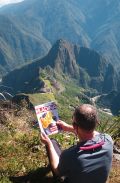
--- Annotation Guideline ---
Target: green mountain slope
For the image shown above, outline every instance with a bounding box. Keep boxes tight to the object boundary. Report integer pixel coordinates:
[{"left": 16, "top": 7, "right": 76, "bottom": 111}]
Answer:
[{"left": 2, "top": 39, "right": 119, "bottom": 95}]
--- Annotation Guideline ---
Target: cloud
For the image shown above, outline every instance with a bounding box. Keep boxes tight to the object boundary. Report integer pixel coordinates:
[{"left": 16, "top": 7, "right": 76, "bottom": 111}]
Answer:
[{"left": 0, "top": 0, "right": 24, "bottom": 7}]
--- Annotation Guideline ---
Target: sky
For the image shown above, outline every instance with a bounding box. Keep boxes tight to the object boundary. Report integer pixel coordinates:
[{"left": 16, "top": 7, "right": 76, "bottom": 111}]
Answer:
[{"left": 0, "top": 0, "right": 24, "bottom": 7}]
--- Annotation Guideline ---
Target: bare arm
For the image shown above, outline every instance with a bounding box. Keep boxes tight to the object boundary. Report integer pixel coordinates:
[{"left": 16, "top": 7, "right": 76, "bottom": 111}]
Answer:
[
  {"left": 57, "top": 120, "right": 75, "bottom": 133},
  {"left": 41, "top": 121, "right": 75, "bottom": 175},
  {"left": 40, "top": 133, "right": 59, "bottom": 175}
]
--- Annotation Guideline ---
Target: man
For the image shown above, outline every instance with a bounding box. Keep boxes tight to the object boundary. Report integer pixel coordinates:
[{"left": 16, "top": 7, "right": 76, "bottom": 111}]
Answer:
[{"left": 41, "top": 104, "right": 113, "bottom": 183}]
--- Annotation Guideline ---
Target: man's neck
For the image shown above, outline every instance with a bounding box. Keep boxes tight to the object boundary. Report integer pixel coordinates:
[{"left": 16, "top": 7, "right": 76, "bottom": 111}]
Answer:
[{"left": 78, "top": 130, "right": 99, "bottom": 142}]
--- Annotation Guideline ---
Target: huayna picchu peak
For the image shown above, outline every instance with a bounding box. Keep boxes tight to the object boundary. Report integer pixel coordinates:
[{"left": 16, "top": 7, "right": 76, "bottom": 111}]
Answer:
[{"left": 2, "top": 39, "right": 120, "bottom": 95}]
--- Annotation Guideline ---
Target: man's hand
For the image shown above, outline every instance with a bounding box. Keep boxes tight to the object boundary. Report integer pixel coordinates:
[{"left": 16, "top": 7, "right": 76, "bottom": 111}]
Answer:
[
  {"left": 57, "top": 120, "right": 75, "bottom": 133},
  {"left": 40, "top": 132, "right": 52, "bottom": 147}
]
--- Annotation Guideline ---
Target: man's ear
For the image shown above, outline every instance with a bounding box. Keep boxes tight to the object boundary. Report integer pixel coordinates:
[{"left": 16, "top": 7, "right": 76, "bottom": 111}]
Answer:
[{"left": 73, "top": 125, "right": 78, "bottom": 135}]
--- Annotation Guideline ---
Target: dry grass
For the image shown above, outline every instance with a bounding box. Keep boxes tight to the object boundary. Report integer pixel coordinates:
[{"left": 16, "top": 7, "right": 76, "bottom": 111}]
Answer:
[{"left": 109, "top": 158, "right": 120, "bottom": 183}]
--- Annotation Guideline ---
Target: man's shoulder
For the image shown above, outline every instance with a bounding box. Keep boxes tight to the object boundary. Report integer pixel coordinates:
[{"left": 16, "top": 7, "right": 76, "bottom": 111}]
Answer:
[
  {"left": 95, "top": 133, "right": 113, "bottom": 143},
  {"left": 61, "top": 144, "right": 77, "bottom": 158},
  {"left": 103, "top": 133, "right": 113, "bottom": 144}
]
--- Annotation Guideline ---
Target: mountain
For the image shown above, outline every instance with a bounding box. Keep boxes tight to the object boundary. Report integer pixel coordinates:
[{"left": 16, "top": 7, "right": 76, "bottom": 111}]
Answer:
[
  {"left": 2, "top": 39, "right": 119, "bottom": 95},
  {"left": 0, "top": 0, "right": 120, "bottom": 76},
  {"left": 0, "top": 13, "right": 51, "bottom": 77},
  {"left": 96, "top": 90, "right": 120, "bottom": 115}
]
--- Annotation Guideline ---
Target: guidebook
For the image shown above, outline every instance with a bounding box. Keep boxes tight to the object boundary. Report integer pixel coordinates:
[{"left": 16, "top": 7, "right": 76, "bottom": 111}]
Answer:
[{"left": 35, "top": 101, "right": 59, "bottom": 135}]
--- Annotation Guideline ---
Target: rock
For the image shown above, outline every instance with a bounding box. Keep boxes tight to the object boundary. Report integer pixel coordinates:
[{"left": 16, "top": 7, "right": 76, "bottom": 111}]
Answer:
[
  {"left": 113, "top": 145, "right": 120, "bottom": 154},
  {"left": 113, "top": 154, "right": 120, "bottom": 161},
  {"left": 12, "top": 94, "right": 34, "bottom": 109}
]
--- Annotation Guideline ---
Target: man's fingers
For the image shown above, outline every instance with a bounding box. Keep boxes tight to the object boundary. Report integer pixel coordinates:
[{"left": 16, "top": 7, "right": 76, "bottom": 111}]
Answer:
[
  {"left": 41, "top": 132, "right": 47, "bottom": 140},
  {"left": 57, "top": 120, "right": 64, "bottom": 125},
  {"left": 41, "top": 132, "right": 46, "bottom": 137}
]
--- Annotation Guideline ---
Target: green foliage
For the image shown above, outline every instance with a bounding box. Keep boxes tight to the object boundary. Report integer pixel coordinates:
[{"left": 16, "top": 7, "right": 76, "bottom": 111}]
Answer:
[
  {"left": 97, "top": 114, "right": 120, "bottom": 139},
  {"left": 0, "top": 129, "right": 46, "bottom": 177},
  {"left": 29, "top": 93, "right": 56, "bottom": 106},
  {"left": 0, "top": 177, "right": 12, "bottom": 183},
  {"left": 49, "top": 132, "right": 77, "bottom": 152},
  {"left": 55, "top": 80, "right": 84, "bottom": 122}
]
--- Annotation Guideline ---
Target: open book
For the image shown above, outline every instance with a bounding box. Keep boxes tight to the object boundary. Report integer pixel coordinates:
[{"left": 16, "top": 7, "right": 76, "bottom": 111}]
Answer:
[{"left": 35, "top": 101, "right": 60, "bottom": 135}]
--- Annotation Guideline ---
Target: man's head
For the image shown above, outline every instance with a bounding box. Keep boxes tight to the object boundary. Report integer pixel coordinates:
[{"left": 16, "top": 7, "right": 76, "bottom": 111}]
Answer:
[{"left": 73, "top": 104, "right": 99, "bottom": 131}]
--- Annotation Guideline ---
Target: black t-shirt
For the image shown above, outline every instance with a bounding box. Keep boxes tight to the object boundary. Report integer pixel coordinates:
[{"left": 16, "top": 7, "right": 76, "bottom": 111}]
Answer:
[{"left": 58, "top": 133, "right": 113, "bottom": 183}]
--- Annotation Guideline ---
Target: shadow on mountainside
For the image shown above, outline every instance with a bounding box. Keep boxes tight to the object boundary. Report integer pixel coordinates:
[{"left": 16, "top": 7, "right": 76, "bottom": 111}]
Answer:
[{"left": 9, "top": 166, "right": 55, "bottom": 183}]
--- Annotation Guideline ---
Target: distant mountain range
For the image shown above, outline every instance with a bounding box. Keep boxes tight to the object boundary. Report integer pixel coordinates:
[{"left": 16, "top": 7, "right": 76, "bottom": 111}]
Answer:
[
  {"left": 0, "top": 0, "right": 120, "bottom": 76},
  {"left": 2, "top": 39, "right": 120, "bottom": 93}
]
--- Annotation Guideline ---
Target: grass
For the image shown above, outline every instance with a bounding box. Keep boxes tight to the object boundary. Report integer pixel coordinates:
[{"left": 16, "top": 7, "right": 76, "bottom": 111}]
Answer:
[
  {"left": 0, "top": 102, "right": 120, "bottom": 182},
  {"left": 29, "top": 93, "right": 56, "bottom": 106},
  {"left": 0, "top": 108, "right": 75, "bottom": 182}
]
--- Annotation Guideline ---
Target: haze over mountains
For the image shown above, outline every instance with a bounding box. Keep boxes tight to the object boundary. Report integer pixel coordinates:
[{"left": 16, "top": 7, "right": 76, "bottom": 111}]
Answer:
[
  {"left": 0, "top": 0, "right": 24, "bottom": 7},
  {"left": 0, "top": 0, "right": 120, "bottom": 76}
]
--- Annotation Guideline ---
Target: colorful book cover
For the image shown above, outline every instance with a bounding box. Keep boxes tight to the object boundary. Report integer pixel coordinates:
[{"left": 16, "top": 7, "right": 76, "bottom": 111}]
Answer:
[{"left": 35, "top": 101, "right": 59, "bottom": 135}]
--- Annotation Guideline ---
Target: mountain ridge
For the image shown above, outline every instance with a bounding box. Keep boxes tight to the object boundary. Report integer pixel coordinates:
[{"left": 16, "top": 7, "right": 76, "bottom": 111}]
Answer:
[
  {"left": 2, "top": 39, "right": 119, "bottom": 94},
  {"left": 0, "top": 0, "right": 120, "bottom": 76}
]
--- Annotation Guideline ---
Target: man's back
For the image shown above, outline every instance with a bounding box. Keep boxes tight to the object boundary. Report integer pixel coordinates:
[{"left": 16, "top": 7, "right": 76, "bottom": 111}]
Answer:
[{"left": 58, "top": 133, "right": 113, "bottom": 183}]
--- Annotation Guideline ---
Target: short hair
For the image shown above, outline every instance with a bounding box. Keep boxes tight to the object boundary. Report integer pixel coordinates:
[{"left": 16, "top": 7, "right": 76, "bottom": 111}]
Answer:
[{"left": 73, "top": 104, "right": 99, "bottom": 131}]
